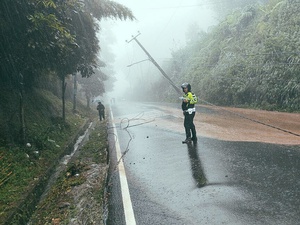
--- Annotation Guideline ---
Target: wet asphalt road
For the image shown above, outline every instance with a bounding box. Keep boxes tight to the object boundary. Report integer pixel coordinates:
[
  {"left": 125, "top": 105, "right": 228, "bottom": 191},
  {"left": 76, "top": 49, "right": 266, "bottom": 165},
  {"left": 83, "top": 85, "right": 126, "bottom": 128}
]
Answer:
[{"left": 106, "top": 101, "right": 300, "bottom": 225}]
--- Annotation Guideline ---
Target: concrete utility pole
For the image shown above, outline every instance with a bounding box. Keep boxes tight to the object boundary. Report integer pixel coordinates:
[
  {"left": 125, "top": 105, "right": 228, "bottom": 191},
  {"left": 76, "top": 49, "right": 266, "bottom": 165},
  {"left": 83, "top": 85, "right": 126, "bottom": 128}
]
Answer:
[{"left": 126, "top": 32, "right": 182, "bottom": 95}]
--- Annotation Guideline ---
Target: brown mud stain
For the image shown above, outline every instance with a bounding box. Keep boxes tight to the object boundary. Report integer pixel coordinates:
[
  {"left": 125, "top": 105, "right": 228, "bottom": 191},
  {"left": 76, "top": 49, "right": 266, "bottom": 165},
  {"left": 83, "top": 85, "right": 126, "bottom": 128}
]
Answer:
[{"left": 156, "top": 105, "right": 300, "bottom": 146}]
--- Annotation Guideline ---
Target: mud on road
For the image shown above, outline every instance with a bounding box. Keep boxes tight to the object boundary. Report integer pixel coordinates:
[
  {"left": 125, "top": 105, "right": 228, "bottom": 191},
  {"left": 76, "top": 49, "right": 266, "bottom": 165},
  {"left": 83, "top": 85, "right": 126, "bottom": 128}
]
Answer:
[{"left": 151, "top": 104, "right": 300, "bottom": 146}]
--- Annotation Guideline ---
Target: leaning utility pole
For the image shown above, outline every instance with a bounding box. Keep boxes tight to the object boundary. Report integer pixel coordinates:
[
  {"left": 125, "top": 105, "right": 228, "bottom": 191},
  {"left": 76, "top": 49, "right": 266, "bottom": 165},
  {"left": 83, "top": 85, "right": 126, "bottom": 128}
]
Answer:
[{"left": 126, "top": 32, "right": 182, "bottom": 95}]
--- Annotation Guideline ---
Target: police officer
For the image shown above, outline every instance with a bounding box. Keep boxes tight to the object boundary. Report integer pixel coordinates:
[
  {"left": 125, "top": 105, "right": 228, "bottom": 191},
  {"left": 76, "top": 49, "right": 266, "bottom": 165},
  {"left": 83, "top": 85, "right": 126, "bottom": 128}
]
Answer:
[{"left": 181, "top": 82, "right": 198, "bottom": 143}]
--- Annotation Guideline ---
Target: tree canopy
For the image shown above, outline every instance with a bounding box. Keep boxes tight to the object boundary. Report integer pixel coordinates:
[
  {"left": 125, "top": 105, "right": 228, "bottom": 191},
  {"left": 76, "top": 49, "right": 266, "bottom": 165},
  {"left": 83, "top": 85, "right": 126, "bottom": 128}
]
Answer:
[
  {"left": 0, "top": 0, "right": 134, "bottom": 143},
  {"left": 0, "top": 0, "right": 134, "bottom": 88},
  {"left": 151, "top": 0, "right": 300, "bottom": 111}
]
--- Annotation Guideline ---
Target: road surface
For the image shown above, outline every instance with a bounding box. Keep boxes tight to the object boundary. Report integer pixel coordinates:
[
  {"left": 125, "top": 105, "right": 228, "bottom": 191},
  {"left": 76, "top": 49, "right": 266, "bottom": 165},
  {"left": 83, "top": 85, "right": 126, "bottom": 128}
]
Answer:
[{"left": 105, "top": 101, "right": 300, "bottom": 225}]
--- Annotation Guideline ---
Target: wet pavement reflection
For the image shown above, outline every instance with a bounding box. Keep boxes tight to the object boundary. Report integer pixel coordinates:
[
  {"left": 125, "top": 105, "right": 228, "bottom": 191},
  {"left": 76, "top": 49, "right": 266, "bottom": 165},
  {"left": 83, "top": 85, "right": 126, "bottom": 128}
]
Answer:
[{"left": 186, "top": 142, "right": 207, "bottom": 188}]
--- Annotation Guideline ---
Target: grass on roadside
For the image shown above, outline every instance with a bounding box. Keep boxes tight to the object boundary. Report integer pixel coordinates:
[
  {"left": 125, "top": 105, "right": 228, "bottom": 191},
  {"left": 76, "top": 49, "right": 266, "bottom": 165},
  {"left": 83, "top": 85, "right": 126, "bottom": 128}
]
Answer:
[
  {"left": 29, "top": 120, "right": 108, "bottom": 224},
  {"left": 0, "top": 89, "right": 90, "bottom": 224}
]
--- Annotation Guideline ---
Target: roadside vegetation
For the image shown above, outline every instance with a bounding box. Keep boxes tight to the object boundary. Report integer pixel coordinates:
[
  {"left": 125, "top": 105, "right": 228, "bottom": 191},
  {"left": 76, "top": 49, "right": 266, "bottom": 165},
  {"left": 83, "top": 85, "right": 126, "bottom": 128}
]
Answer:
[
  {"left": 29, "top": 120, "right": 108, "bottom": 225},
  {"left": 0, "top": 89, "right": 91, "bottom": 224},
  {"left": 138, "top": 0, "right": 300, "bottom": 112},
  {"left": 0, "top": 0, "right": 133, "bottom": 223},
  {"left": 0, "top": 0, "right": 134, "bottom": 144}
]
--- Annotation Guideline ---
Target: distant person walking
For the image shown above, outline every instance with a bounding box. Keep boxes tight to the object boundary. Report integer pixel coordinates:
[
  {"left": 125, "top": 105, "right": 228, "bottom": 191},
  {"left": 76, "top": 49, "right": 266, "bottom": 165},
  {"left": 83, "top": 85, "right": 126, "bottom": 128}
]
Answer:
[
  {"left": 181, "top": 82, "right": 198, "bottom": 143},
  {"left": 111, "top": 97, "right": 115, "bottom": 104},
  {"left": 97, "top": 101, "right": 105, "bottom": 121}
]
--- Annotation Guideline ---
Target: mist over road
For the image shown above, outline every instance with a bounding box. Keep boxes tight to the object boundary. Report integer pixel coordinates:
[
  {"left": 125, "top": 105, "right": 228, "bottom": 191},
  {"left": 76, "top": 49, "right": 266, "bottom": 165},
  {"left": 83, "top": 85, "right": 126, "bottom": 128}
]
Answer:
[{"left": 106, "top": 101, "right": 300, "bottom": 225}]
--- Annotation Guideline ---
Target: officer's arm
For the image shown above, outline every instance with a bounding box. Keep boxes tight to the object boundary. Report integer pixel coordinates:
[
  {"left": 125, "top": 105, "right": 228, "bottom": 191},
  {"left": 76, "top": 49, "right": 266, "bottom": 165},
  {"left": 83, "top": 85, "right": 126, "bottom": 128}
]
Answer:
[{"left": 188, "top": 92, "right": 197, "bottom": 104}]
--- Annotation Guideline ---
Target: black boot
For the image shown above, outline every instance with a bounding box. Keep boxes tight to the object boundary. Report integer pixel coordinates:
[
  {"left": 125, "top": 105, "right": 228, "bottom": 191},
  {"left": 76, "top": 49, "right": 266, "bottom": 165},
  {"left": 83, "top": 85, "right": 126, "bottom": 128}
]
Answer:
[{"left": 182, "top": 137, "right": 192, "bottom": 144}]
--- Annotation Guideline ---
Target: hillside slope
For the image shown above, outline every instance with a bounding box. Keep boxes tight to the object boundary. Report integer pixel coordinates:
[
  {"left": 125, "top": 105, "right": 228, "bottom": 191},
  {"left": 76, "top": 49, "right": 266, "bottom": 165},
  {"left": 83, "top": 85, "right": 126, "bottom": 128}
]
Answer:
[{"left": 0, "top": 88, "right": 97, "bottom": 223}]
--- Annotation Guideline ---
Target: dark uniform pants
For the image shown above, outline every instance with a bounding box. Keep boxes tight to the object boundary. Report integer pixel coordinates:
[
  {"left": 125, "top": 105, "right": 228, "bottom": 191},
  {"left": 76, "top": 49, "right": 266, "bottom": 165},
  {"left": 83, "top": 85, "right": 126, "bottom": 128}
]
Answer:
[
  {"left": 99, "top": 110, "right": 105, "bottom": 121},
  {"left": 184, "top": 112, "right": 196, "bottom": 139}
]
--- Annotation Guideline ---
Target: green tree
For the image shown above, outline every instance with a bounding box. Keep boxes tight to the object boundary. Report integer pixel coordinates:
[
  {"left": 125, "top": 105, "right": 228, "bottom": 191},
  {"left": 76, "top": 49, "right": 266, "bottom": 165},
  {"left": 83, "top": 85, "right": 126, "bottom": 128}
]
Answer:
[
  {"left": 153, "top": 0, "right": 300, "bottom": 111},
  {"left": 204, "top": 0, "right": 268, "bottom": 20},
  {"left": 77, "top": 64, "right": 108, "bottom": 109},
  {"left": 0, "top": 0, "right": 134, "bottom": 144}
]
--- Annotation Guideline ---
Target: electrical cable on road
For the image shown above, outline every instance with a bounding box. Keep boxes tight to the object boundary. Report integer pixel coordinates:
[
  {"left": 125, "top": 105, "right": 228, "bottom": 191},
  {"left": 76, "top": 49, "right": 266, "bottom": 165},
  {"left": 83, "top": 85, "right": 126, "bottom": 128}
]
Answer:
[
  {"left": 105, "top": 110, "right": 157, "bottom": 187},
  {"left": 103, "top": 109, "right": 159, "bottom": 224},
  {"left": 107, "top": 112, "right": 156, "bottom": 173}
]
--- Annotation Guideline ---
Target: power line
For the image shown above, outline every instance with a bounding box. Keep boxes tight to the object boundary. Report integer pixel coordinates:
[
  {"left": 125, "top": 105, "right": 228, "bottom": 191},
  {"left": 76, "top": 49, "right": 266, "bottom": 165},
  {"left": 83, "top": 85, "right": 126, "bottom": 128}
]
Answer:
[
  {"left": 173, "top": 61, "right": 300, "bottom": 69},
  {"left": 145, "top": 1, "right": 242, "bottom": 10},
  {"left": 239, "top": 51, "right": 300, "bottom": 57},
  {"left": 126, "top": 32, "right": 182, "bottom": 95}
]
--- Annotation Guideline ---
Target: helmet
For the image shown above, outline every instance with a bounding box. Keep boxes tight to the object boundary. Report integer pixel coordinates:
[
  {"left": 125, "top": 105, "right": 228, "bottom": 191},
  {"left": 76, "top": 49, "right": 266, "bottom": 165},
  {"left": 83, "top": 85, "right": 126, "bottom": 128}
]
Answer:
[{"left": 181, "top": 82, "right": 191, "bottom": 91}]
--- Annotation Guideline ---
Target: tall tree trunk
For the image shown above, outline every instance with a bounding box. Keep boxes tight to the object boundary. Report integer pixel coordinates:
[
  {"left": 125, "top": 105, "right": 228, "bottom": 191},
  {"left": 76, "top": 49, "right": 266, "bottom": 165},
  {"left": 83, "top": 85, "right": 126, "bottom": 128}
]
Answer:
[
  {"left": 72, "top": 73, "right": 77, "bottom": 113},
  {"left": 19, "top": 73, "right": 26, "bottom": 145},
  {"left": 62, "top": 75, "right": 67, "bottom": 122},
  {"left": 20, "top": 92, "right": 26, "bottom": 144},
  {"left": 86, "top": 92, "right": 91, "bottom": 109}
]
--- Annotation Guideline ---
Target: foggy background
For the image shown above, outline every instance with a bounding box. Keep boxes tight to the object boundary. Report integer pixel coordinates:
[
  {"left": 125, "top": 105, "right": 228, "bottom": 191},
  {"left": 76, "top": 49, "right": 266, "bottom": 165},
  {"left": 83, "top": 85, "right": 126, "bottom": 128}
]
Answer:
[{"left": 99, "top": 0, "right": 218, "bottom": 100}]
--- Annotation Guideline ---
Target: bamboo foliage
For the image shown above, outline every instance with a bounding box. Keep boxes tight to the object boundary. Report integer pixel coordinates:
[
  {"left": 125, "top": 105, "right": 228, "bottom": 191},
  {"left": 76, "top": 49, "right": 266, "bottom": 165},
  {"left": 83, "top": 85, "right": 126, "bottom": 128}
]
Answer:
[{"left": 158, "top": 0, "right": 300, "bottom": 111}]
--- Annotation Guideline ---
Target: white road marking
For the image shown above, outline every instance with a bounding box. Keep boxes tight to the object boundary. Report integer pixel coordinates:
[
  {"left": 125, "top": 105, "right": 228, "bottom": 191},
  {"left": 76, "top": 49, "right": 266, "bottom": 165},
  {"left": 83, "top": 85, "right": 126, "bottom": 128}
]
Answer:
[{"left": 110, "top": 108, "right": 136, "bottom": 225}]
